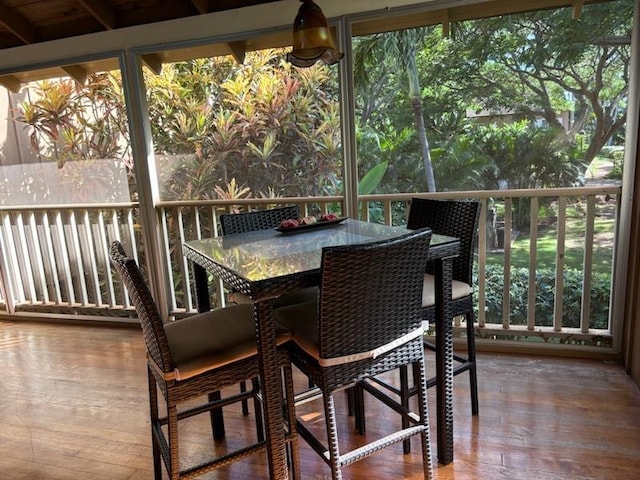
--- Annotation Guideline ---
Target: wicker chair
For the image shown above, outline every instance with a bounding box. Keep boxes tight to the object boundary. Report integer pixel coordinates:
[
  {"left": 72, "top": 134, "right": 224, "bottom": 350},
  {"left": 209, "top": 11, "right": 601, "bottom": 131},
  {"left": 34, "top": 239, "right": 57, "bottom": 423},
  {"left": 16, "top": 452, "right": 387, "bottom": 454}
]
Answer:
[
  {"left": 109, "top": 241, "right": 300, "bottom": 480},
  {"left": 356, "top": 198, "right": 481, "bottom": 454},
  {"left": 220, "top": 205, "right": 300, "bottom": 235},
  {"left": 274, "top": 228, "right": 434, "bottom": 480},
  {"left": 409, "top": 197, "right": 481, "bottom": 415},
  {"left": 220, "top": 205, "right": 320, "bottom": 401}
]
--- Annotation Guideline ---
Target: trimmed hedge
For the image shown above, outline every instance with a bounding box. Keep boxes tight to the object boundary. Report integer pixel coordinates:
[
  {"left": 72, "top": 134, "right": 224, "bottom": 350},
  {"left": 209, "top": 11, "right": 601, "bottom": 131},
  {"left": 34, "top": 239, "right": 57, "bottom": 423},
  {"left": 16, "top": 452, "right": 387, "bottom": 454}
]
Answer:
[{"left": 478, "top": 264, "right": 611, "bottom": 329}]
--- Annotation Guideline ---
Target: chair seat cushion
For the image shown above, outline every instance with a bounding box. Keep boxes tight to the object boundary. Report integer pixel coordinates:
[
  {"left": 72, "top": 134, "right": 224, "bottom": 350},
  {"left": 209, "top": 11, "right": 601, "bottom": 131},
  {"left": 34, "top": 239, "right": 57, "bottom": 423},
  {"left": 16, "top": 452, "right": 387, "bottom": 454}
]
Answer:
[
  {"left": 275, "top": 300, "right": 423, "bottom": 367},
  {"left": 422, "top": 274, "right": 472, "bottom": 307},
  {"left": 164, "top": 303, "right": 290, "bottom": 381},
  {"left": 229, "top": 286, "right": 318, "bottom": 307},
  {"left": 273, "top": 300, "right": 320, "bottom": 359}
]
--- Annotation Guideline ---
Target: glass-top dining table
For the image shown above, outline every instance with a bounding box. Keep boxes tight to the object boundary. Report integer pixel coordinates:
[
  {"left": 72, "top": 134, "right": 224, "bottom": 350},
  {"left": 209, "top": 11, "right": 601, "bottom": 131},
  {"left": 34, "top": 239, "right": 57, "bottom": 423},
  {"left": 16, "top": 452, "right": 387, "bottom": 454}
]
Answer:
[{"left": 183, "top": 218, "right": 460, "bottom": 479}]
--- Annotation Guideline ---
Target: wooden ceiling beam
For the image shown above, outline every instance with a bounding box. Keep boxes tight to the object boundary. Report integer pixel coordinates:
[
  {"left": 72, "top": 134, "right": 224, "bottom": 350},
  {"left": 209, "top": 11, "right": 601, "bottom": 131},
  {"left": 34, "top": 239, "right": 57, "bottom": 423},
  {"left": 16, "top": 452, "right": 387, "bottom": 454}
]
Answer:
[
  {"left": 572, "top": 0, "right": 585, "bottom": 19},
  {"left": 441, "top": 9, "right": 450, "bottom": 37},
  {"left": 191, "top": 0, "right": 210, "bottom": 15},
  {"left": 227, "top": 41, "right": 246, "bottom": 64},
  {"left": 142, "top": 54, "right": 163, "bottom": 75},
  {"left": 77, "top": 0, "right": 117, "bottom": 30},
  {"left": 0, "top": 3, "right": 36, "bottom": 44},
  {"left": 62, "top": 65, "right": 88, "bottom": 85},
  {"left": 0, "top": 75, "right": 21, "bottom": 93}
]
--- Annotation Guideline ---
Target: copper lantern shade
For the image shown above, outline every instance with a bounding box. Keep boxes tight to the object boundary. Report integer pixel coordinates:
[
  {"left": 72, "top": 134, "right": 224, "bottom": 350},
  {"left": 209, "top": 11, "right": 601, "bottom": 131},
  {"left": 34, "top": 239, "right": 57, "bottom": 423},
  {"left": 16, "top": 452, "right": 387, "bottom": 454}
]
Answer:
[{"left": 286, "top": 0, "right": 344, "bottom": 67}]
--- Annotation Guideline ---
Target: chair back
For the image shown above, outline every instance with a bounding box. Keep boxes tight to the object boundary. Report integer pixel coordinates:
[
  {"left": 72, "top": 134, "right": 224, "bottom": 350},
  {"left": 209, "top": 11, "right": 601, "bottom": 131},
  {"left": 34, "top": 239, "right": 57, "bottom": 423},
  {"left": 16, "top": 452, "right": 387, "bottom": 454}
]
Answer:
[
  {"left": 407, "top": 198, "right": 481, "bottom": 285},
  {"left": 220, "top": 206, "right": 300, "bottom": 235},
  {"left": 317, "top": 228, "right": 432, "bottom": 361},
  {"left": 109, "top": 241, "right": 173, "bottom": 374}
]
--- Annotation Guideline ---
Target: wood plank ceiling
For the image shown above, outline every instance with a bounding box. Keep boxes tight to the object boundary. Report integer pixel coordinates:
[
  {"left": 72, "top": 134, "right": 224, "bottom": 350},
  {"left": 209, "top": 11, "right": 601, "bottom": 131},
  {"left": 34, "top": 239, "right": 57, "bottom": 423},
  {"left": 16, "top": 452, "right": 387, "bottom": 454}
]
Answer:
[
  {"left": 0, "top": 0, "right": 281, "bottom": 50},
  {"left": 0, "top": 0, "right": 615, "bottom": 88}
]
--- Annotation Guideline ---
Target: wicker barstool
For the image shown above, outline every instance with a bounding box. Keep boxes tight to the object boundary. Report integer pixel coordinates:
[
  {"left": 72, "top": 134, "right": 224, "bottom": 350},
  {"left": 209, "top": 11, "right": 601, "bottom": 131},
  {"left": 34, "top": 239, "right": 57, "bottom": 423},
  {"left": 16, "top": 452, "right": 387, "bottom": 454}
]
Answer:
[
  {"left": 359, "top": 198, "right": 481, "bottom": 454},
  {"left": 109, "top": 241, "right": 300, "bottom": 480},
  {"left": 220, "top": 205, "right": 301, "bottom": 235},
  {"left": 275, "top": 228, "right": 434, "bottom": 480},
  {"left": 220, "top": 205, "right": 320, "bottom": 402},
  {"left": 409, "top": 197, "right": 481, "bottom": 415}
]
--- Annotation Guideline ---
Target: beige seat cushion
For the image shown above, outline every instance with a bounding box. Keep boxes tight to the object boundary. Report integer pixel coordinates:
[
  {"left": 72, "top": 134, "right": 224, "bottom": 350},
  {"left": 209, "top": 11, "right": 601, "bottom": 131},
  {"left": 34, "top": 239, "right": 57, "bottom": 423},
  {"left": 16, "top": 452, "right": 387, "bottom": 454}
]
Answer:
[
  {"left": 421, "top": 274, "right": 472, "bottom": 308},
  {"left": 275, "top": 300, "right": 423, "bottom": 367},
  {"left": 273, "top": 300, "right": 320, "bottom": 360},
  {"left": 164, "top": 303, "right": 290, "bottom": 381},
  {"left": 229, "top": 286, "right": 318, "bottom": 307}
]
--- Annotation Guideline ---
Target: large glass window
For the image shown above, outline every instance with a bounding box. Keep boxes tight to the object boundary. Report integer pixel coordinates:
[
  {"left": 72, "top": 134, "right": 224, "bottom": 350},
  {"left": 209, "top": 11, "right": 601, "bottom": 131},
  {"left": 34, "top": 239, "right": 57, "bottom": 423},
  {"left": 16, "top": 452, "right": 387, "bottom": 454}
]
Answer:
[
  {"left": 352, "top": 1, "right": 631, "bottom": 197},
  {"left": 141, "top": 41, "right": 343, "bottom": 311},
  {"left": 144, "top": 46, "right": 342, "bottom": 203},
  {"left": 0, "top": 61, "right": 135, "bottom": 316},
  {"left": 352, "top": 0, "right": 632, "bottom": 334},
  {"left": 1, "top": 69, "right": 132, "bottom": 206}
]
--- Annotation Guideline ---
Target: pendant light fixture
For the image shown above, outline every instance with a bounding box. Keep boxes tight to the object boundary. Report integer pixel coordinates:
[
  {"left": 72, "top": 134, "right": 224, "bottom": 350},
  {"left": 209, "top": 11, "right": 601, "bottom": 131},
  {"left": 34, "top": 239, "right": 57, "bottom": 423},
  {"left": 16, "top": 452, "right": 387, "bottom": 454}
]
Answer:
[{"left": 286, "top": 0, "right": 344, "bottom": 67}]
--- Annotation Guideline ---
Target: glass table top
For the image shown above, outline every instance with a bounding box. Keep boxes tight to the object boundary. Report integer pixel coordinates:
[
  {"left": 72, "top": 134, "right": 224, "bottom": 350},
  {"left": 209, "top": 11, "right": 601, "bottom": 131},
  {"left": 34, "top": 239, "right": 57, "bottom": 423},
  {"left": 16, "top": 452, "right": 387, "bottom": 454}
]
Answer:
[{"left": 184, "top": 219, "right": 455, "bottom": 283}]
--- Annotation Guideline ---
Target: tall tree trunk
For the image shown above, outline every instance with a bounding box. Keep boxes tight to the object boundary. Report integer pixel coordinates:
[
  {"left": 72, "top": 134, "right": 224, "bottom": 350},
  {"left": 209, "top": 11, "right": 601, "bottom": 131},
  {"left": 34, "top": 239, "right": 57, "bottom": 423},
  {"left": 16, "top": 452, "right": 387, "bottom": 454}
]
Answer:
[
  {"left": 406, "top": 54, "right": 436, "bottom": 192},
  {"left": 411, "top": 95, "right": 436, "bottom": 192}
]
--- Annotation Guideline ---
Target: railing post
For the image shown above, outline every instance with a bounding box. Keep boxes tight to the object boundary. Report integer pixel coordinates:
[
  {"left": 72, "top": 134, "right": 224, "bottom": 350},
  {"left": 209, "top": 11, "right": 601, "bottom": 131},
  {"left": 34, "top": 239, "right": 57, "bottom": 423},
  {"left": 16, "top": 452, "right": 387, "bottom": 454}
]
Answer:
[
  {"left": 477, "top": 198, "right": 488, "bottom": 328},
  {"left": 553, "top": 196, "right": 567, "bottom": 332},
  {"left": 502, "top": 198, "right": 512, "bottom": 330},
  {"left": 528, "top": 197, "right": 539, "bottom": 331},
  {"left": 581, "top": 195, "right": 596, "bottom": 333}
]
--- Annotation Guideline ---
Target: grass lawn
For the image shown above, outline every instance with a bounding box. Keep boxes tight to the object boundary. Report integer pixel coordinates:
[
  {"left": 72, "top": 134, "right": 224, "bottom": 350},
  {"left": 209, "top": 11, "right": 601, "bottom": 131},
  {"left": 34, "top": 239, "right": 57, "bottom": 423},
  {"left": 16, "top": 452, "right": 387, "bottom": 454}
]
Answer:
[{"left": 486, "top": 199, "right": 616, "bottom": 277}]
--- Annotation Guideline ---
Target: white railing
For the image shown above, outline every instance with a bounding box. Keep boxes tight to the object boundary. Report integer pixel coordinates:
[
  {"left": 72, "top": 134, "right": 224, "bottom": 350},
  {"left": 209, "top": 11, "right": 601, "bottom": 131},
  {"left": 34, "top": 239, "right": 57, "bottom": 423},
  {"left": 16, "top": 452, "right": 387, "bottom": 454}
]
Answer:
[
  {"left": 0, "top": 203, "right": 140, "bottom": 320},
  {"left": 360, "top": 187, "right": 619, "bottom": 348},
  {"left": 0, "top": 186, "right": 621, "bottom": 350}
]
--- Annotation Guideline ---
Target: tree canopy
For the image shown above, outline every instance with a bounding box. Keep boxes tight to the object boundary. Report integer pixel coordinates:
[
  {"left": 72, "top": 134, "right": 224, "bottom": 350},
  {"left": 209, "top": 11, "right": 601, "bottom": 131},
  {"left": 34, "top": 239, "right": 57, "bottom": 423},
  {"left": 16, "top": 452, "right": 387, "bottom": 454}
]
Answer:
[{"left": 355, "top": 0, "right": 631, "bottom": 193}]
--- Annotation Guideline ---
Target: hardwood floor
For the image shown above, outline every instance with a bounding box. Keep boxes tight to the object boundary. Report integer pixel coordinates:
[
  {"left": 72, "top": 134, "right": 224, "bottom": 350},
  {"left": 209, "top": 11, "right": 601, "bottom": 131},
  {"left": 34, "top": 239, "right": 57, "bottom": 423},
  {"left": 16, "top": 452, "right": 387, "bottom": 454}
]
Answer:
[{"left": 1, "top": 320, "right": 639, "bottom": 480}]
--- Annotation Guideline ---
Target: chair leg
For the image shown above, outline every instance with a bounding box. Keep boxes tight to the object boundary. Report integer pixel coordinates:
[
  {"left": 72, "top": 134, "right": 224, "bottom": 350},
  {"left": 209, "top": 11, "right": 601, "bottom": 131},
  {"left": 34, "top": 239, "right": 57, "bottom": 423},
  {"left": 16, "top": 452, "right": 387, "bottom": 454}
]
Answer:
[
  {"left": 240, "top": 380, "right": 250, "bottom": 415},
  {"left": 323, "top": 392, "right": 344, "bottom": 480},
  {"left": 353, "top": 384, "right": 366, "bottom": 435},
  {"left": 346, "top": 386, "right": 355, "bottom": 416},
  {"left": 147, "top": 368, "right": 163, "bottom": 480},
  {"left": 252, "top": 378, "right": 265, "bottom": 442},
  {"left": 414, "top": 358, "right": 434, "bottom": 480},
  {"left": 466, "top": 312, "right": 479, "bottom": 415},
  {"left": 400, "top": 365, "right": 411, "bottom": 454},
  {"left": 167, "top": 403, "right": 180, "bottom": 480},
  {"left": 282, "top": 365, "right": 301, "bottom": 480},
  {"left": 208, "top": 391, "right": 225, "bottom": 439}
]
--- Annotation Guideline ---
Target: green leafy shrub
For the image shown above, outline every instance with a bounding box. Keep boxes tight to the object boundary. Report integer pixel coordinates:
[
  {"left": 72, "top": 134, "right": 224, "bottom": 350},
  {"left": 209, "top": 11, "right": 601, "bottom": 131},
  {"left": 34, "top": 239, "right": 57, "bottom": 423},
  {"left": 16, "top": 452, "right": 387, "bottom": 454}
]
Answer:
[{"left": 478, "top": 264, "right": 610, "bottom": 329}]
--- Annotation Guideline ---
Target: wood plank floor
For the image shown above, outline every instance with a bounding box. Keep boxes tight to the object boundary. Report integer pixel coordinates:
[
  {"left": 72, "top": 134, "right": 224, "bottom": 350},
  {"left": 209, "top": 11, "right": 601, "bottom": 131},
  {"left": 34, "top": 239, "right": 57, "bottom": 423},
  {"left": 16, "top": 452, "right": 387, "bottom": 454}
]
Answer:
[{"left": 1, "top": 320, "right": 639, "bottom": 480}]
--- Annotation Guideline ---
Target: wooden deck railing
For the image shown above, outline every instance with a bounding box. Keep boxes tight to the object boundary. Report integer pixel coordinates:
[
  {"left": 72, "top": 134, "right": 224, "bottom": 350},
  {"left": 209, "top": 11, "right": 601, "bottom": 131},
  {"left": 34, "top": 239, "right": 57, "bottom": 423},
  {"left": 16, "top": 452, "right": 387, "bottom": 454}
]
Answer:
[{"left": 0, "top": 186, "right": 621, "bottom": 351}]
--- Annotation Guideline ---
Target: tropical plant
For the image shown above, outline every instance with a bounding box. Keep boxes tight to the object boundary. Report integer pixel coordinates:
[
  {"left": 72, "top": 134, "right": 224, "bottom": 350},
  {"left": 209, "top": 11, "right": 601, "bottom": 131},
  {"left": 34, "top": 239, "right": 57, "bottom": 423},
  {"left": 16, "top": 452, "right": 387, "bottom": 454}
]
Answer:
[
  {"left": 147, "top": 49, "right": 342, "bottom": 201},
  {"left": 14, "top": 73, "right": 133, "bottom": 203},
  {"left": 464, "top": 121, "right": 586, "bottom": 229},
  {"left": 430, "top": 135, "right": 496, "bottom": 192},
  {"left": 16, "top": 74, "right": 130, "bottom": 166}
]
